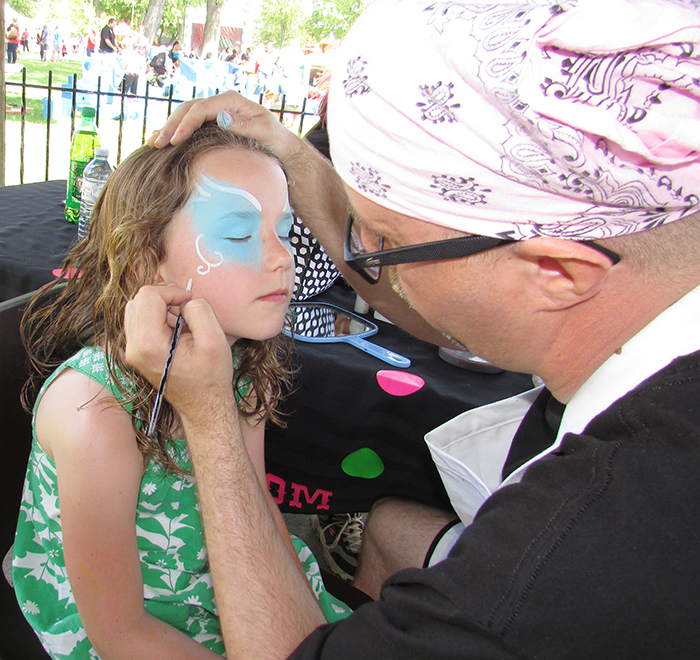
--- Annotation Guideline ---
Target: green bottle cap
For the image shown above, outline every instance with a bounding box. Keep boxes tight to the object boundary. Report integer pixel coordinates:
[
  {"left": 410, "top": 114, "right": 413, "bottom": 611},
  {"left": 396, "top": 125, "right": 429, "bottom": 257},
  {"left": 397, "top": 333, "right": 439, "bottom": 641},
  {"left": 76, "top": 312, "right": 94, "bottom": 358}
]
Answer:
[{"left": 81, "top": 106, "right": 96, "bottom": 118}]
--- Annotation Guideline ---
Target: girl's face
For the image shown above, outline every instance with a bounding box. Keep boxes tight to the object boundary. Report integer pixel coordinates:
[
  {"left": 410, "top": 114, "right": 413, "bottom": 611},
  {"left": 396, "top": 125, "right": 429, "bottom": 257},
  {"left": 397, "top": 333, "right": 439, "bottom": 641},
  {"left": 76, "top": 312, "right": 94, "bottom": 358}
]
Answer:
[{"left": 158, "top": 146, "right": 295, "bottom": 345}]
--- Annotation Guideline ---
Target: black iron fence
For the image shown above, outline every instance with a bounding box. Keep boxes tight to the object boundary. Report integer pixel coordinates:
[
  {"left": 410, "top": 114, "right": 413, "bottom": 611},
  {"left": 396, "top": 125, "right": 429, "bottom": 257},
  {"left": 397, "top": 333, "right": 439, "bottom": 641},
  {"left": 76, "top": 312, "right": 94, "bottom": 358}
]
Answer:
[{"left": 5, "top": 70, "right": 319, "bottom": 185}]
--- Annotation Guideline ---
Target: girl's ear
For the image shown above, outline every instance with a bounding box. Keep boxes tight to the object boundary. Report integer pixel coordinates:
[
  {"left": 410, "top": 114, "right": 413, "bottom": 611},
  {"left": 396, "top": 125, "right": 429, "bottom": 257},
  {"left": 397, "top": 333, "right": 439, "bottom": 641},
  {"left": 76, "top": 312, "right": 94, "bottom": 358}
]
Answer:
[
  {"left": 512, "top": 237, "right": 614, "bottom": 309},
  {"left": 155, "top": 266, "right": 168, "bottom": 285},
  {"left": 131, "top": 254, "right": 165, "bottom": 286}
]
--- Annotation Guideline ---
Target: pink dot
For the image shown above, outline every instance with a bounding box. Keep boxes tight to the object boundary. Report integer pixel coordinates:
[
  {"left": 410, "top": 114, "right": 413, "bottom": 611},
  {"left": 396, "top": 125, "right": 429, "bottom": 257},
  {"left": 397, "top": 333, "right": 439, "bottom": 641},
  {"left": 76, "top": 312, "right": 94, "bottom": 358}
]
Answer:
[
  {"left": 376, "top": 370, "right": 425, "bottom": 396},
  {"left": 52, "top": 267, "right": 82, "bottom": 278}
]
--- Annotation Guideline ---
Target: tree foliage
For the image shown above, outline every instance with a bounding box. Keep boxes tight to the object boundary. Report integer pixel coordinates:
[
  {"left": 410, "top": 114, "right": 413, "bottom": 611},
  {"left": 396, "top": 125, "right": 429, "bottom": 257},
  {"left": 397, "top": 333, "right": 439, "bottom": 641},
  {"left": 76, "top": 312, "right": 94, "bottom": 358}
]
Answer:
[
  {"left": 253, "top": 0, "right": 367, "bottom": 48},
  {"left": 303, "top": 0, "right": 367, "bottom": 42},
  {"left": 9, "top": 0, "right": 366, "bottom": 49},
  {"left": 8, "top": 0, "right": 36, "bottom": 19},
  {"left": 253, "top": 0, "right": 304, "bottom": 49}
]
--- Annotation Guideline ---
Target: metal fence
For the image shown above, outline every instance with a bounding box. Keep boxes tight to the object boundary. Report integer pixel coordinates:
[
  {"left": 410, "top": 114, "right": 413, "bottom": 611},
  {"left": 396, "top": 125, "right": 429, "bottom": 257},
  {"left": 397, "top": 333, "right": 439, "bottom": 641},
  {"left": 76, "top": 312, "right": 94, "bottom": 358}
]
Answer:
[{"left": 5, "top": 70, "right": 320, "bottom": 185}]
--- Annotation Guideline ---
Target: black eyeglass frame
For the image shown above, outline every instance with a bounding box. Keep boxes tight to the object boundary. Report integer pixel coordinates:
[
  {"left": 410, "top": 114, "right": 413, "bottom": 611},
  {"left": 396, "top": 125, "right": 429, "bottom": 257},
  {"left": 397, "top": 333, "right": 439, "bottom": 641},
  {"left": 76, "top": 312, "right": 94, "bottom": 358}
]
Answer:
[{"left": 343, "top": 216, "right": 621, "bottom": 284}]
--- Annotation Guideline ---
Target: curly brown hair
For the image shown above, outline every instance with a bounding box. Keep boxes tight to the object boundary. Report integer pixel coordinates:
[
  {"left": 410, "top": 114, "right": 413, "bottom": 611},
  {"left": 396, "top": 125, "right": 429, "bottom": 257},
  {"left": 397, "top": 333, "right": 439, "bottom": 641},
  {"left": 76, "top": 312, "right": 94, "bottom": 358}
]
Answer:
[{"left": 21, "top": 121, "right": 294, "bottom": 474}]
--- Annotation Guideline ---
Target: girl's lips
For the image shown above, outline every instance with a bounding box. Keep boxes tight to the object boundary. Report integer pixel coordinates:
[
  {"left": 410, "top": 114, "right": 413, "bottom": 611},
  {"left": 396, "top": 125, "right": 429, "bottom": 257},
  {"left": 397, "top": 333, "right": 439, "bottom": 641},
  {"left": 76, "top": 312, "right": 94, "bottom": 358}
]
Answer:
[{"left": 258, "top": 290, "right": 289, "bottom": 302}]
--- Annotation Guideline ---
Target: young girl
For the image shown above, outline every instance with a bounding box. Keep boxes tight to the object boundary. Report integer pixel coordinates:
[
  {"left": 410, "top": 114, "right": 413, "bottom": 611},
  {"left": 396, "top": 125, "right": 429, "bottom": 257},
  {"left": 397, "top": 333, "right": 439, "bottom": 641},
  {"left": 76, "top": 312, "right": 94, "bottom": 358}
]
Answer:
[{"left": 12, "top": 122, "right": 350, "bottom": 660}]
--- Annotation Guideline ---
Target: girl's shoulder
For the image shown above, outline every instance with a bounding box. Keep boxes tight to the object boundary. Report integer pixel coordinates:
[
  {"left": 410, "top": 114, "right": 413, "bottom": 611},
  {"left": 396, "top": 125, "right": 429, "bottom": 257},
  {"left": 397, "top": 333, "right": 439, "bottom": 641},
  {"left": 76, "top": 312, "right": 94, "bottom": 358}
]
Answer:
[
  {"left": 39, "top": 346, "right": 134, "bottom": 409},
  {"left": 34, "top": 347, "right": 137, "bottom": 461}
]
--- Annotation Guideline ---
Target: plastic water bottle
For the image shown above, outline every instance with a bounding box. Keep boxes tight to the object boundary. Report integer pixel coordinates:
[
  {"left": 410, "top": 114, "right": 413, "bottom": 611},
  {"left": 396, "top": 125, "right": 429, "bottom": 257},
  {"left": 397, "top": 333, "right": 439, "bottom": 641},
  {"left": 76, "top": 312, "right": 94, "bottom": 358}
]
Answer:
[
  {"left": 78, "top": 148, "right": 113, "bottom": 241},
  {"left": 65, "top": 106, "right": 100, "bottom": 223}
]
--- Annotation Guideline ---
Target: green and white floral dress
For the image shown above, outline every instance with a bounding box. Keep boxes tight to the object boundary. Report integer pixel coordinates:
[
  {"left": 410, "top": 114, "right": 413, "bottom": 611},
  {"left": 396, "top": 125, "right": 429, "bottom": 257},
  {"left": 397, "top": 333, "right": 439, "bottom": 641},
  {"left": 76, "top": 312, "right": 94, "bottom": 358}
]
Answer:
[{"left": 13, "top": 346, "right": 350, "bottom": 659}]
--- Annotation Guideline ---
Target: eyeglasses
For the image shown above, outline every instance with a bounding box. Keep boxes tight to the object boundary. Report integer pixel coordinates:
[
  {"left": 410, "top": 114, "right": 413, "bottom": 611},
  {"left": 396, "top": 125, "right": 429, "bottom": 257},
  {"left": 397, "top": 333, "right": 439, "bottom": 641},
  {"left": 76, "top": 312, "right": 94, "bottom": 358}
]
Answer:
[{"left": 344, "top": 216, "right": 622, "bottom": 285}]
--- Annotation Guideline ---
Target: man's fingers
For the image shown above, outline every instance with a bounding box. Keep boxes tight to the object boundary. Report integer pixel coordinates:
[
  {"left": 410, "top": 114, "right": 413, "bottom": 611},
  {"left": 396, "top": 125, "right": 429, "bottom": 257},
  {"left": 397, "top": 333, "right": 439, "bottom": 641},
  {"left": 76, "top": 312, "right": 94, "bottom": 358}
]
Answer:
[
  {"left": 124, "top": 284, "right": 193, "bottom": 382},
  {"left": 150, "top": 92, "right": 248, "bottom": 147},
  {"left": 148, "top": 98, "right": 201, "bottom": 147},
  {"left": 148, "top": 91, "right": 278, "bottom": 149}
]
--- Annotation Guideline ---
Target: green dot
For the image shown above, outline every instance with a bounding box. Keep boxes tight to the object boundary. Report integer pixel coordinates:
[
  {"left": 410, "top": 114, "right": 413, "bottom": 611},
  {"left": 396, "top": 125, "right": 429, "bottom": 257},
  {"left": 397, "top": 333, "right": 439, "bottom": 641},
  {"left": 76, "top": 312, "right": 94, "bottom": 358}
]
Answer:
[{"left": 341, "top": 448, "right": 385, "bottom": 479}]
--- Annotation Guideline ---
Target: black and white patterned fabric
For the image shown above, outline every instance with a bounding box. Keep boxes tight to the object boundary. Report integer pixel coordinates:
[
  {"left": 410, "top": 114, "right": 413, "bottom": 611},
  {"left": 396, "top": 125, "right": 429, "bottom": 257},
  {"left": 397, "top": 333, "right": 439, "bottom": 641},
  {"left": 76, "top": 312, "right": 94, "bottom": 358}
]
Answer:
[
  {"left": 290, "top": 215, "right": 340, "bottom": 301},
  {"left": 328, "top": 0, "right": 700, "bottom": 240}
]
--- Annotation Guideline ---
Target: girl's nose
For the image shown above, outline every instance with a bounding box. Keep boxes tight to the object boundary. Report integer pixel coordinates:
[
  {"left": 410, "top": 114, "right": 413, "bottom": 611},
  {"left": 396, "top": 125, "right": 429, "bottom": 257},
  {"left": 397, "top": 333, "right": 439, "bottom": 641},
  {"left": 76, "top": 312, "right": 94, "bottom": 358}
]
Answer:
[{"left": 263, "top": 232, "right": 295, "bottom": 272}]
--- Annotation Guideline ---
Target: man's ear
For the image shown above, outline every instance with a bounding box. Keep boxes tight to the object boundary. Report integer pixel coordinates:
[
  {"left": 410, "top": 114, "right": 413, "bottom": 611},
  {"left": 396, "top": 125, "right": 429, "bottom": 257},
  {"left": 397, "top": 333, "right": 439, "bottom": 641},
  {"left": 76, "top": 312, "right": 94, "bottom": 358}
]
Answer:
[{"left": 512, "top": 237, "right": 615, "bottom": 309}]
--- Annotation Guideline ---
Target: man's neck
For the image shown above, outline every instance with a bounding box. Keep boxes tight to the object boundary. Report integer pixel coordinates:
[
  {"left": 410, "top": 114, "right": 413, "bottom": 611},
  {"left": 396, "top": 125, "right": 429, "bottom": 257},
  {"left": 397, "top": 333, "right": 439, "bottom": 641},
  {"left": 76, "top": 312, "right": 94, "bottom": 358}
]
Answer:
[{"left": 541, "top": 278, "right": 698, "bottom": 404}]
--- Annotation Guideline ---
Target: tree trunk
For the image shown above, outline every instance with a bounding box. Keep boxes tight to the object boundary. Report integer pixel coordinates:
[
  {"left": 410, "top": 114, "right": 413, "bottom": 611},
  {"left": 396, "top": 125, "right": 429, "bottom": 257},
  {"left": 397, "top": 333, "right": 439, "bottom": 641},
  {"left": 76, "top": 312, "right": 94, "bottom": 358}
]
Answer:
[
  {"left": 200, "top": 0, "right": 224, "bottom": 58},
  {"left": 142, "top": 0, "right": 168, "bottom": 45}
]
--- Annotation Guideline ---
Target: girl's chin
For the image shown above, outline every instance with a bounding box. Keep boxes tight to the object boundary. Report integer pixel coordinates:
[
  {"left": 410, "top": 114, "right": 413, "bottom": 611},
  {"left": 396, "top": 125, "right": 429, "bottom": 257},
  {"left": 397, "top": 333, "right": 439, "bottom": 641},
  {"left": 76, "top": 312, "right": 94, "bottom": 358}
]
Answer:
[{"left": 227, "top": 328, "right": 286, "bottom": 345}]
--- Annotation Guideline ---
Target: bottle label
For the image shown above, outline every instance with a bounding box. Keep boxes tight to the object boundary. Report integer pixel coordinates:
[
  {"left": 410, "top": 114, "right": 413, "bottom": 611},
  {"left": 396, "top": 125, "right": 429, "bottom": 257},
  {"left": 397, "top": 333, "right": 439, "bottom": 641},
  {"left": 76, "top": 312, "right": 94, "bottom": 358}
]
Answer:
[
  {"left": 69, "top": 160, "right": 88, "bottom": 205},
  {"left": 82, "top": 178, "right": 102, "bottom": 204}
]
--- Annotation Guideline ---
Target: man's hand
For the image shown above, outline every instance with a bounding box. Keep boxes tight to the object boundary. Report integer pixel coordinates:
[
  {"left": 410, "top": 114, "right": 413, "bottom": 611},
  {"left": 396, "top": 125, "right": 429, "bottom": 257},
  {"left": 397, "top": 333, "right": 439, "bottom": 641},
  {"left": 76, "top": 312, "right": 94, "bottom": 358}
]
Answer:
[
  {"left": 124, "top": 284, "right": 235, "bottom": 425},
  {"left": 149, "top": 90, "right": 302, "bottom": 163}
]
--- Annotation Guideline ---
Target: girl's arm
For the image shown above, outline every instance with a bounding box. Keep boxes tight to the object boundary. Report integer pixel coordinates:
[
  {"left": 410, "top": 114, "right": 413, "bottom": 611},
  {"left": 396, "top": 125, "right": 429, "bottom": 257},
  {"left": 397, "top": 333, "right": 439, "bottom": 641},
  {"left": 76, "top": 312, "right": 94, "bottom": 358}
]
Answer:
[{"left": 36, "top": 368, "right": 221, "bottom": 660}]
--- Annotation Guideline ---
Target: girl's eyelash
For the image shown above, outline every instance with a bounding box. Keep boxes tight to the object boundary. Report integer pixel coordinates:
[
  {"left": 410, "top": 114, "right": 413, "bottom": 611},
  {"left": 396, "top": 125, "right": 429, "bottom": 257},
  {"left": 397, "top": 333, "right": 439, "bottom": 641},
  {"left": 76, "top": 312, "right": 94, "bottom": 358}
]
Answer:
[{"left": 224, "top": 236, "right": 252, "bottom": 243}]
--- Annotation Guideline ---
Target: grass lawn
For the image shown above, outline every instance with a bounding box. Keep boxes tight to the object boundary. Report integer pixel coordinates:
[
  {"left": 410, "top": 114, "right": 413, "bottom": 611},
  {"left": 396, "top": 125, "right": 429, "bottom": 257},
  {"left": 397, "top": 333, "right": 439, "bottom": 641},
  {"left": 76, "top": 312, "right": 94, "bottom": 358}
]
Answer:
[
  {"left": 5, "top": 52, "right": 85, "bottom": 126},
  {"left": 6, "top": 56, "right": 83, "bottom": 87},
  {"left": 5, "top": 93, "right": 43, "bottom": 123}
]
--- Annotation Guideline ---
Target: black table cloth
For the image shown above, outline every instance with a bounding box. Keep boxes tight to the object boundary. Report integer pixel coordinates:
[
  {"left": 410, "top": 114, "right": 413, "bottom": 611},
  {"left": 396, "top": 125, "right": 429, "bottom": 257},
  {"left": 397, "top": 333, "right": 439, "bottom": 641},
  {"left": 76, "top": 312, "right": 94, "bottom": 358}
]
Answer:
[
  {"left": 0, "top": 180, "right": 76, "bottom": 302},
  {"left": 266, "top": 284, "right": 534, "bottom": 514}
]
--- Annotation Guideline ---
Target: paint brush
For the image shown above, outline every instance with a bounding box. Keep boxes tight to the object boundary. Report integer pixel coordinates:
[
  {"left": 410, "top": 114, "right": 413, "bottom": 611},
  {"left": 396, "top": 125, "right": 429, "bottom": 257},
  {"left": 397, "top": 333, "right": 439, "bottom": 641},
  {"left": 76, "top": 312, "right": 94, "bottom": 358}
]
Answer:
[{"left": 147, "top": 278, "right": 193, "bottom": 437}]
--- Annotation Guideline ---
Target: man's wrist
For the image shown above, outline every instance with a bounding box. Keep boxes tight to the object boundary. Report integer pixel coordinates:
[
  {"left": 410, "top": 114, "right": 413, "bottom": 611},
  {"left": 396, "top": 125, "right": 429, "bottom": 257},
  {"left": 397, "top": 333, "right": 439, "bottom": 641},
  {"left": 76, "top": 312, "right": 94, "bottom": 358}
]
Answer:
[{"left": 179, "top": 387, "right": 237, "bottom": 432}]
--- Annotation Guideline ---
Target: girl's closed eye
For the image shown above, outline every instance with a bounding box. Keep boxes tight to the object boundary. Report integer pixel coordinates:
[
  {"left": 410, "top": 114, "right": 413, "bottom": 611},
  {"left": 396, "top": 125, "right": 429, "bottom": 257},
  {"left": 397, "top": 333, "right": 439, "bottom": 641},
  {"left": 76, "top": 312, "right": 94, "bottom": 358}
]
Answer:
[{"left": 277, "top": 213, "right": 295, "bottom": 243}]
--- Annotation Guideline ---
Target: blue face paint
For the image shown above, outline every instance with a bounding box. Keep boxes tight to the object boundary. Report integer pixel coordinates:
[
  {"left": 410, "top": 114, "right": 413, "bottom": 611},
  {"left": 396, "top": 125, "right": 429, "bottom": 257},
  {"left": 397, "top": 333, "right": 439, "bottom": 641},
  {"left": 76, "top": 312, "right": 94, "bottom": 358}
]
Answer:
[{"left": 187, "top": 174, "right": 294, "bottom": 275}]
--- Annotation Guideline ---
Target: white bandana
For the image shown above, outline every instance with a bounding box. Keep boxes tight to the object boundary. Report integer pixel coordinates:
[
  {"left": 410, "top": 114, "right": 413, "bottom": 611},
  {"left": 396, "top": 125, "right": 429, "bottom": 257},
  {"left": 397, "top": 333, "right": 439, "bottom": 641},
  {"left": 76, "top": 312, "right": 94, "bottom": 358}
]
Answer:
[{"left": 328, "top": 0, "right": 700, "bottom": 239}]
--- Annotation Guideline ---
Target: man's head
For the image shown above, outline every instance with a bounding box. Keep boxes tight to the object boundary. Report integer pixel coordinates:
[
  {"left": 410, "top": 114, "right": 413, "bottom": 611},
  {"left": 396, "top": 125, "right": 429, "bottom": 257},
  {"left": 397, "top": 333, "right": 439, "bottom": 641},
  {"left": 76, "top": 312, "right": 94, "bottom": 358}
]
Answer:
[
  {"left": 329, "top": 0, "right": 700, "bottom": 235},
  {"left": 328, "top": 0, "right": 700, "bottom": 391},
  {"left": 329, "top": 0, "right": 700, "bottom": 241},
  {"left": 108, "top": 18, "right": 116, "bottom": 28}
]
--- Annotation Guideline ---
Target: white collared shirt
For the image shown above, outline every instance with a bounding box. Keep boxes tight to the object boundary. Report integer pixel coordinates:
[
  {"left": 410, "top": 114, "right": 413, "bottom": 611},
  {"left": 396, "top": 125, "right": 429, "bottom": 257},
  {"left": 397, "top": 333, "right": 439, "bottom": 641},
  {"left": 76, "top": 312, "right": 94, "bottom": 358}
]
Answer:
[{"left": 426, "top": 285, "right": 700, "bottom": 524}]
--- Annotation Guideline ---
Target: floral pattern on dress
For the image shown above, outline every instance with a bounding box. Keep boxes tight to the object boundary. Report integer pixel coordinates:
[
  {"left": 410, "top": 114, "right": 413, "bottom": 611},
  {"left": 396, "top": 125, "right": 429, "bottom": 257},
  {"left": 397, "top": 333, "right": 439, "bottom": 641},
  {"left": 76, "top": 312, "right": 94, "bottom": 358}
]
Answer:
[{"left": 13, "top": 346, "right": 351, "bottom": 659}]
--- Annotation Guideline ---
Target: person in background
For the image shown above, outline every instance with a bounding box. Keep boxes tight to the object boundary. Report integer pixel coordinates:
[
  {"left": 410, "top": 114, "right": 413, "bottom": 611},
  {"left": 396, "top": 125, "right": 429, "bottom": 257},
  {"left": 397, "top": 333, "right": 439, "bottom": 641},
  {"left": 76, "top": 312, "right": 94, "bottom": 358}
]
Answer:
[
  {"left": 99, "top": 18, "right": 117, "bottom": 54},
  {"left": 254, "top": 43, "right": 276, "bottom": 96},
  {"left": 128, "top": 0, "right": 700, "bottom": 658},
  {"left": 86, "top": 30, "right": 96, "bottom": 57},
  {"left": 6, "top": 17, "right": 19, "bottom": 64},
  {"left": 120, "top": 37, "right": 143, "bottom": 95},
  {"left": 168, "top": 40, "right": 182, "bottom": 70},
  {"left": 21, "top": 27, "right": 29, "bottom": 53},
  {"left": 50, "top": 25, "right": 61, "bottom": 63},
  {"left": 38, "top": 25, "right": 48, "bottom": 62}
]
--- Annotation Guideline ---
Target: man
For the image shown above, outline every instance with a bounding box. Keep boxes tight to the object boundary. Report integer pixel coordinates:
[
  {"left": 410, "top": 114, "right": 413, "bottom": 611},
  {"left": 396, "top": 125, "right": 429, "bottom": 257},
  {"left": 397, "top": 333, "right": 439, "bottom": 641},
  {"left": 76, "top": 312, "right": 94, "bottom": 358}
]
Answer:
[
  {"left": 99, "top": 18, "right": 117, "bottom": 54},
  {"left": 126, "top": 0, "right": 700, "bottom": 657}
]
